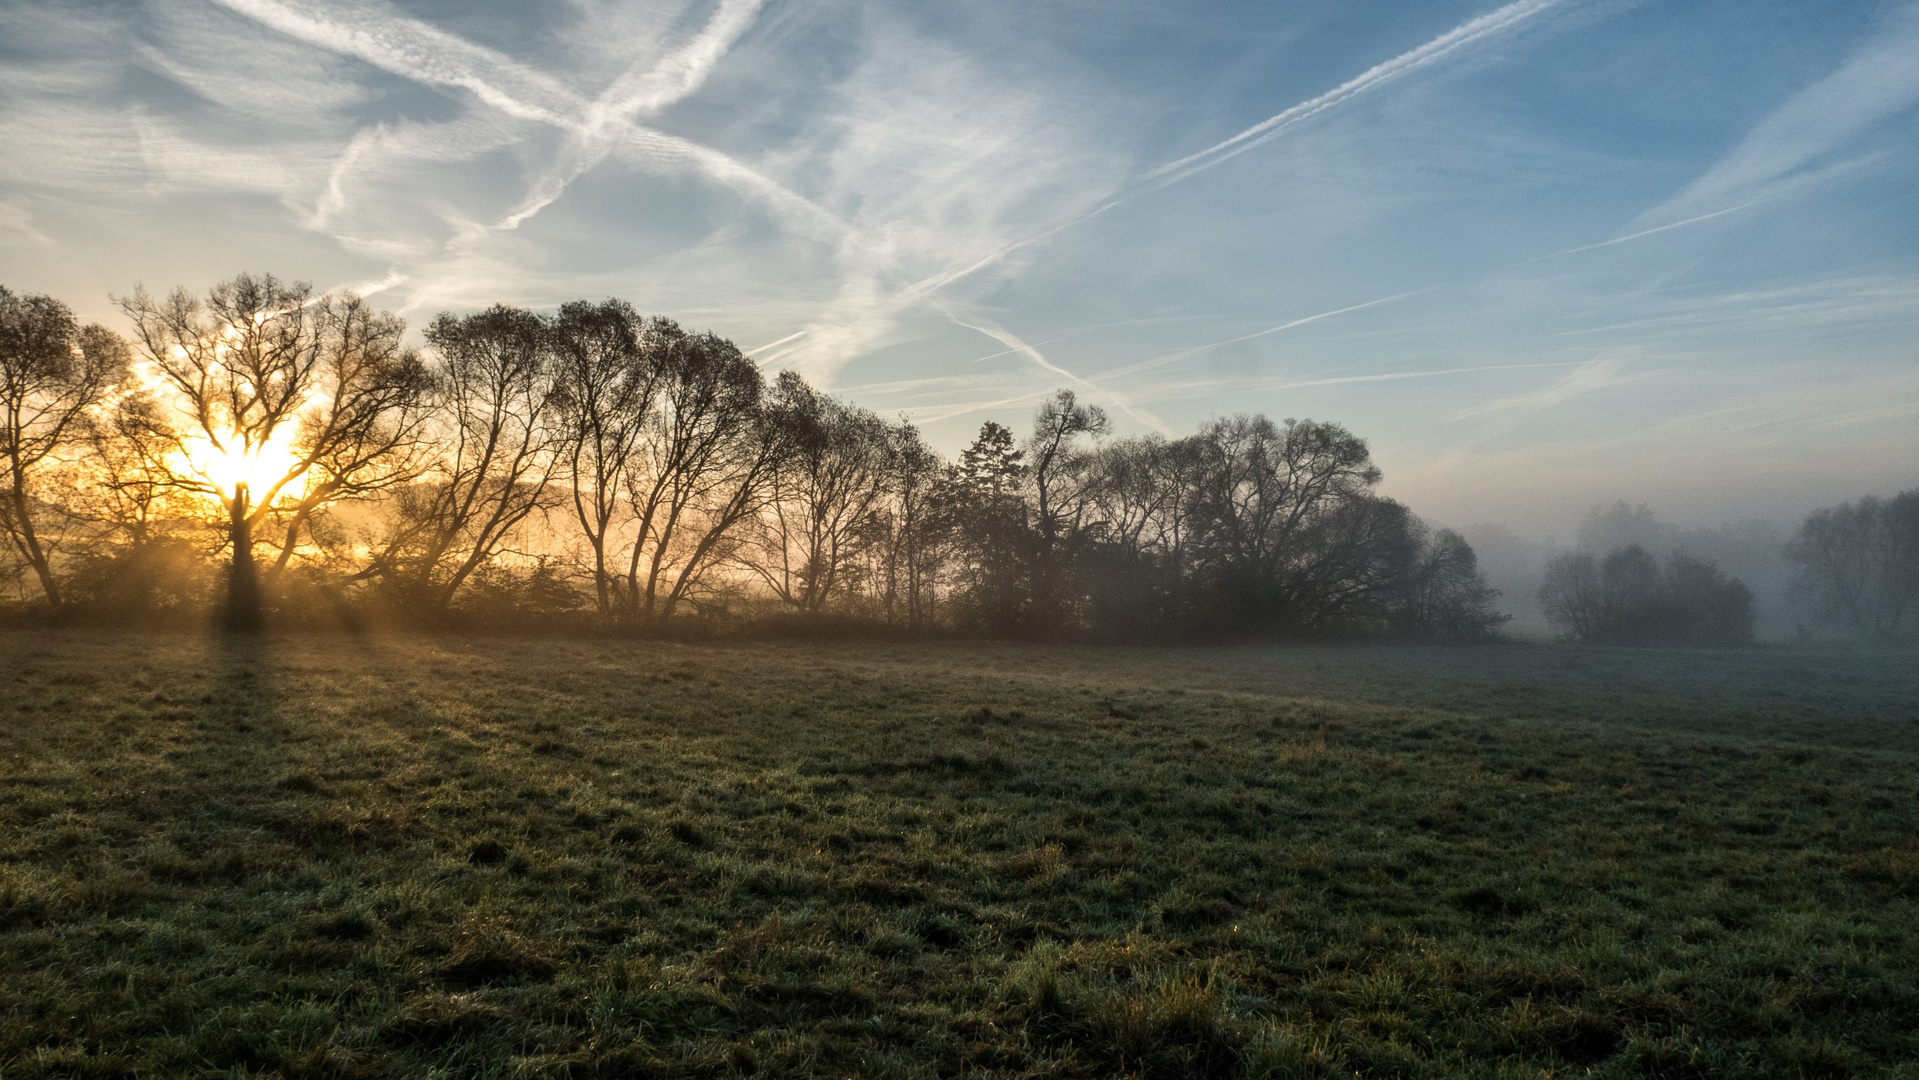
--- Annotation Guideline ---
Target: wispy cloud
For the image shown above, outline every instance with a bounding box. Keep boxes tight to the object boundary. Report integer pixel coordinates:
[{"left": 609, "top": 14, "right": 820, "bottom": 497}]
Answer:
[
  {"left": 901, "top": 0, "right": 1580, "bottom": 301},
  {"left": 0, "top": 199, "right": 53, "bottom": 246},
  {"left": 1100, "top": 291, "right": 1431, "bottom": 381},
  {"left": 1636, "top": 3, "right": 1919, "bottom": 227},
  {"left": 939, "top": 306, "right": 1171, "bottom": 433},
  {"left": 3, "top": 0, "right": 1914, "bottom": 535},
  {"left": 1454, "top": 351, "right": 1636, "bottom": 418},
  {"left": 1516, "top": 202, "right": 1765, "bottom": 264},
  {"left": 209, "top": 0, "right": 845, "bottom": 252},
  {"left": 480, "top": 0, "right": 770, "bottom": 238}
]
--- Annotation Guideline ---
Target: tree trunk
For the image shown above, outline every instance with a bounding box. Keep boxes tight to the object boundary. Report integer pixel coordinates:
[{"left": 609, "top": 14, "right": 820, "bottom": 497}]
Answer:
[
  {"left": 225, "top": 483, "right": 263, "bottom": 630},
  {"left": 5, "top": 484, "right": 62, "bottom": 608}
]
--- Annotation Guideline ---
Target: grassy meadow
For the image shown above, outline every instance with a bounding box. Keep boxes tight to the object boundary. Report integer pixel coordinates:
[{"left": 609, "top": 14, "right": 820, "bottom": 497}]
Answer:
[{"left": 2, "top": 630, "right": 1917, "bottom": 1078}]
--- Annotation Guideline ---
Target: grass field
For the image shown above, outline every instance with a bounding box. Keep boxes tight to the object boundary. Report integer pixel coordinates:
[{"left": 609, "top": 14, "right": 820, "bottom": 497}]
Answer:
[{"left": 2, "top": 630, "right": 1917, "bottom": 1078}]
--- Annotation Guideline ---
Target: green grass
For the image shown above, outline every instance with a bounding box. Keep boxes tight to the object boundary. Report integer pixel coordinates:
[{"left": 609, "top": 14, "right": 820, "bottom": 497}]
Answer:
[{"left": 2, "top": 631, "right": 1916, "bottom": 1078}]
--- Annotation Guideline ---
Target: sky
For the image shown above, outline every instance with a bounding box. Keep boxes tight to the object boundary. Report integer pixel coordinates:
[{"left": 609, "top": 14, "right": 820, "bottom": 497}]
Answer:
[{"left": 2, "top": 0, "right": 1916, "bottom": 538}]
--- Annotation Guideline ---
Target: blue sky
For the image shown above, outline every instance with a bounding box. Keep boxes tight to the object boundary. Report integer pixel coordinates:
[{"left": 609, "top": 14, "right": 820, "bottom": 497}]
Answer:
[{"left": 2, "top": 0, "right": 1915, "bottom": 535}]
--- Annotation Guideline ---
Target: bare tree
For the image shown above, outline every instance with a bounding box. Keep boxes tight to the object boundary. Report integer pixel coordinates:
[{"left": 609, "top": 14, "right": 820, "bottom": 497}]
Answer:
[
  {"left": 268, "top": 295, "right": 434, "bottom": 574},
  {"left": 1025, "top": 389, "right": 1108, "bottom": 629},
  {"left": 549, "top": 300, "right": 659, "bottom": 618},
  {"left": 372, "top": 305, "right": 561, "bottom": 613},
  {"left": 0, "top": 287, "right": 127, "bottom": 607},
  {"left": 1787, "top": 491, "right": 1919, "bottom": 639},
  {"left": 117, "top": 273, "right": 430, "bottom": 627},
  {"left": 1539, "top": 552, "right": 1603, "bottom": 641},
  {"left": 1541, "top": 544, "right": 1750, "bottom": 644},
  {"left": 753, "top": 372, "right": 894, "bottom": 612},
  {"left": 867, "top": 420, "right": 946, "bottom": 626},
  {"left": 1186, "top": 415, "right": 1382, "bottom": 630},
  {"left": 1393, "top": 524, "right": 1506, "bottom": 638},
  {"left": 619, "top": 329, "right": 779, "bottom": 622}
]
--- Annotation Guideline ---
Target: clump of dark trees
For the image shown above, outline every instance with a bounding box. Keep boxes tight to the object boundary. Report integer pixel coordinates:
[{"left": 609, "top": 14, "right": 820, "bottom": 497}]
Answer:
[
  {"left": 1537, "top": 492, "right": 1919, "bottom": 645},
  {"left": 1, "top": 275, "right": 1506, "bottom": 641},
  {"left": 1538, "top": 545, "right": 1756, "bottom": 645},
  {"left": 1783, "top": 490, "right": 1919, "bottom": 641}
]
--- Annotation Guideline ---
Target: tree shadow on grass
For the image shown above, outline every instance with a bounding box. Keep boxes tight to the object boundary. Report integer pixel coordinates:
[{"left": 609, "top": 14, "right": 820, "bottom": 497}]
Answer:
[{"left": 156, "top": 630, "right": 291, "bottom": 860}]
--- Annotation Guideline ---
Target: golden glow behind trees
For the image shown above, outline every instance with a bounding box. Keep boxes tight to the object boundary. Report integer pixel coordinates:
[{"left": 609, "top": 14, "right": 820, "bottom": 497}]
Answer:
[
  {"left": 0, "top": 272, "right": 1510, "bottom": 640},
  {"left": 117, "top": 272, "right": 429, "bottom": 627}
]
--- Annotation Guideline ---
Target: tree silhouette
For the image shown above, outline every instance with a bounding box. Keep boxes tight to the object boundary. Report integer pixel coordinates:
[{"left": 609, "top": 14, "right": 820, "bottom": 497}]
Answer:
[
  {"left": 0, "top": 287, "right": 126, "bottom": 608},
  {"left": 118, "top": 274, "right": 428, "bottom": 629}
]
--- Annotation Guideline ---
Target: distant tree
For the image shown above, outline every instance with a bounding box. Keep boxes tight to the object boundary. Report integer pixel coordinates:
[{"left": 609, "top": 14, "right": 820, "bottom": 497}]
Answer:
[
  {"left": 1577, "top": 500, "right": 1677, "bottom": 556},
  {"left": 0, "top": 286, "right": 127, "bottom": 608},
  {"left": 1025, "top": 389, "right": 1109, "bottom": 631},
  {"left": 118, "top": 274, "right": 429, "bottom": 628},
  {"left": 1539, "top": 551, "right": 1603, "bottom": 641},
  {"left": 1391, "top": 523, "right": 1507, "bottom": 639},
  {"left": 1663, "top": 552, "right": 1756, "bottom": 645},
  {"left": 1786, "top": 491, "right": 1919, "bottom": 639},
  {"left": 865, "top": 420, "right": 947, "bottom": 627},
  {"left": 1540, "top": 543, "right": 1752, "bottom": 644},
  {"left": 946, "top": 421, "right": 1031, "bottom": 634}
]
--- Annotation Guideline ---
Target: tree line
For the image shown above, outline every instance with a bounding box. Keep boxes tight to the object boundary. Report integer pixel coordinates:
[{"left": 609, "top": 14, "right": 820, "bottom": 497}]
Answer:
[
  {"left": 1536, "top": 490, "right": 1919, "bottom": 645},
  {"left": 2, "top": 273, "right": 1511, "bottom": 638}
]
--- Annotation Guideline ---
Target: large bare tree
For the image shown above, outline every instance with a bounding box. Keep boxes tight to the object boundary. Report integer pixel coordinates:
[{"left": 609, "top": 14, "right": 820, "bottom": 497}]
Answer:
[
  {"left": 1025, "top": 389, "right": 1108, "bottom": 627},
  {"left": 618, "top": 329, "right": 782, "bottom": 622},
  {"left": 118, "top": 273, "right": 430, "bottom": 627},
  {"left": 1186, "top": 415, "right": 1383, "bottom": 629},
  {"left": 0, "top": 287, "right": 127, "bottom": 607},
  {"left": 370, "top": 305, "right": 562, "bottom": 613},
  {"left": 549, "top": 300, "right": 660, "bottom": 618}
]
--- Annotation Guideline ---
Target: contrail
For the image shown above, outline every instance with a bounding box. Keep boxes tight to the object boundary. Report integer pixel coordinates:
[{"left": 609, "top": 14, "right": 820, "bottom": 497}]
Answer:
[
  {"left": 590, "top": 0, "right": 766, "bottom": 128},
  {"left": 1511, "top": 202, "right": 1766, "bottom": 265},
  {"left": 915, "top": 390, "right": 1060, "bottom": 425},
  {"left": 1264, "top": 359, "right": 1578, "bottom": 392},
  {"left": 1145, "top": 0, "right": 1568, "bottom": 187},
  {"left": 488, "top": 0, "right": 769, "bottom": 236},
  {"left": 1102, "top": 289, "right": 1432, "bottom": 380},
  {"left": 1110, "top": 201, "right": 1761, "bottom": 387},
  {"left": 902, "top": 0, "right": 1575, "bottom": 301},
  {"left": 214, "top": 0, "right": 843, "bottom": 243},
  {"left": 940, "top": 306, "right": 1173, "bottom": 434},
  {"left": 335, "top": 268, "right": 407, "bottom": 298},
  {"left": 747, "top": 330, "right": 809, "bottom": 355}
]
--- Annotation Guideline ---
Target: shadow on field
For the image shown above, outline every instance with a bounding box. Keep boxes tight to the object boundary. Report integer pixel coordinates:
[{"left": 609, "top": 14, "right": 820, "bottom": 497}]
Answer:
[{"left": 140, "top": 630, "right": 295, "bottom": 886}]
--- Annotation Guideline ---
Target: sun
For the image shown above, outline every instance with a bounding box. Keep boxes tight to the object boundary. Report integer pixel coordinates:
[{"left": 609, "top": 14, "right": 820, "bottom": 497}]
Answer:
[{"left": 175, "top": 430, "right": 308, "bottom": 505}]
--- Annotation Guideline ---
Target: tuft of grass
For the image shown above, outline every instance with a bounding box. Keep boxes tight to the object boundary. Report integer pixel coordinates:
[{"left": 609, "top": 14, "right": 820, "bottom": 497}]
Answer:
[{"left": 1, "top": 629, "right": 1916, "bottom": 1076}]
